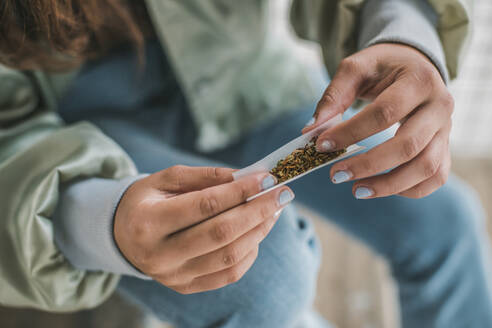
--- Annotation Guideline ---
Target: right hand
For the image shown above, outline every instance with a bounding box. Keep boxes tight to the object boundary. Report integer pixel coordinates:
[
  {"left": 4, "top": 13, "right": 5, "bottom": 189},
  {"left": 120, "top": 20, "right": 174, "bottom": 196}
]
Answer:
[{"left": 114, "top": 165, "right": 294, "bottom": 294}]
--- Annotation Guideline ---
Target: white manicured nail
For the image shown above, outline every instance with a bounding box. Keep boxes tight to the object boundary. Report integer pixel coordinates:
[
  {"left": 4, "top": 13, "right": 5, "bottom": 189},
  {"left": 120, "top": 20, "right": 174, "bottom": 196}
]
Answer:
[
  {"left": 262, "top": 175, "right": 276, "bottom": 190},
  {"left": 279, "top": 190, "right": 295, "bottom": 205},
  {"left": 355, "top": 187, "right": 374, "bottom": 199},
  {"left": 318, "top": 140, "right": 335, "bottom": 152},
  {"left": 332, "top": 171, "right": 352, "bottom": 184}
]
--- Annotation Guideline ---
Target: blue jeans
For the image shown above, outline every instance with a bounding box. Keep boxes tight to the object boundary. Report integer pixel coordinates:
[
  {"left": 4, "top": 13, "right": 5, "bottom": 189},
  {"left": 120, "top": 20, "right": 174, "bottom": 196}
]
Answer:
[{"left": 59, "top": 41, "right": 492, "bottom": 328}]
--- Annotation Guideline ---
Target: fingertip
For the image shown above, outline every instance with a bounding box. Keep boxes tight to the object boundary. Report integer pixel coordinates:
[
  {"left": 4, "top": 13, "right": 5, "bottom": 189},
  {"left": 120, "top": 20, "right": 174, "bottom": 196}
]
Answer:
[
  {"left": 353, "top": 186, "right": 374, "bottom": 199},
  {"left": 303, "top": 119, "right": 319, "bottom": 134},
  {"left": 209, "top": 168, "right": 235, "bottom": 185},
  {"left": 318, "top": 139, "right": 335, "bottom": 152},
  {"left": 331, "top": 170, "right": 352, "bottom": 184},
  {"left": 278, "top": 188, "right": 295, "bottom": 206},
  {"left": 305, "top": 117, "right": 315, "bottom": 127},
  {"left": 301, "top": 126, "right": 313, "bottom": 134},
  {"left": 261, "top": 174, "right": 277, "bottom": 191}
]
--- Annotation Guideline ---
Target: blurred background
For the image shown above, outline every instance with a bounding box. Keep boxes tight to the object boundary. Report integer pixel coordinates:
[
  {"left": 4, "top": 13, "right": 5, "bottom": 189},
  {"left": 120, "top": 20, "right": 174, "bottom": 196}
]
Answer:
[
  {"left": 450, "top": 0, "right": 492, "bottom": 156},
  {"left": 1, "top": 0, "right": 492, "bottom": 327}
]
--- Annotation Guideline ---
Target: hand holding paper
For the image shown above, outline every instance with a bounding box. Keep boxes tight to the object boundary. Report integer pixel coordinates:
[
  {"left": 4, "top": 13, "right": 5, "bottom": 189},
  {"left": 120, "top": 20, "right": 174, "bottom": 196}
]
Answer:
[{"left": 303, "top": 44, "right": 453, "bottom": 199}]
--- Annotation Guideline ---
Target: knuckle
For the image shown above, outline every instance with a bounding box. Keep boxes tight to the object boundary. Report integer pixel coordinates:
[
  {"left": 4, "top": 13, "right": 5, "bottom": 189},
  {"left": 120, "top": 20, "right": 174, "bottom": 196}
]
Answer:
[
  {"left": 401, "top": 136, "right": 421, "bottom": 160},
  {"left": 386, "top": 183, "right": 400, "bottom": 197},
  {"left": 169, "top": 164, "right": 187, "bottom": 173},
  {"left": 321, "top": 87, "right": 350, "bottom": 113},
  {"left": 210, "top": 222, "right": 234, "bottom": 244},
  {"left": 358, "top": 154, "right": 374, "bottom": 173},
  {"left": 227, "top": 267, "right": 243, "bottom": 284},
  {"left": 413, "top": 64, "right": 437, "bottom": 88},
  {"left": 174, "top": 284, "right": 193, "bottom": 295},
  {"left": 422, "top": 155, "right": 440, "bottom": 179},
  {"left": 253, "top": 246, "right": 259, "bottom": 259},
  {"left": 157, "top": 274, "right": 173, "bottom": 286},
  {"left": 206, "top": 167, "right": 220, "bottom": 179},
  {"left": 229, "top": 182, "right": 251, "bottom": 203},
  {"left": 321, "top": 87, "right": 342, "bottom": 110},
  {"left": 340, "top": 57, "right": 360, "bottom": 73},
  {"left": 436, "top": 167, "right": 449, "bottom": 187},
  {"left": 223, "top": 245, "right": 241, "bottom": 266},
  {"left": 167, "top": 165, "right": 187, "bottom": 190},
  {"left": 199, "top": 194, "right": 221, "bottom": 217},
  {"left": 439, "top": 91, "right": 455, "bottom": 114},
  {"left": 391, "top": 183, "right": 404, "bottom": 196},
  {"left": 412, "top": 187, "right": 426, "bottom": 199},
  {"left": 259, "top": 205, "right": 272, "bottom": 221},
  {"left": 372, "top": 102, "right": 395, "bottom": 129},
  {"left": 159, "top": 267, "right": 183, "bottom": 285},
  {"left": 259, "top": 221, "right": 270, "bottom": 239},
  {"left": 236, "top": 183, "right": 250, "bottom": 202},
  {"left": 347, "top": 125, "right": 363, "bottom": 142}
]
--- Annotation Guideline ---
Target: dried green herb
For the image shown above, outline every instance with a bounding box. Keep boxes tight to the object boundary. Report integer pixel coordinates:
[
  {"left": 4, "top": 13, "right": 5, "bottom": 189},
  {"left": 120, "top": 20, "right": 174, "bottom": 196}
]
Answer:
[{"left": 270, "top": 137, "right": 346, "bottom": 183}]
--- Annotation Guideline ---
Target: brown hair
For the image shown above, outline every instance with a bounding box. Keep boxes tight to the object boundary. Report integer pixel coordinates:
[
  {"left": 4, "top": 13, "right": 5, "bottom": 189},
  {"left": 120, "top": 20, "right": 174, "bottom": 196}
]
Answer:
[{"left": 0, "top": 0, "right": 149, "bottom": 71}]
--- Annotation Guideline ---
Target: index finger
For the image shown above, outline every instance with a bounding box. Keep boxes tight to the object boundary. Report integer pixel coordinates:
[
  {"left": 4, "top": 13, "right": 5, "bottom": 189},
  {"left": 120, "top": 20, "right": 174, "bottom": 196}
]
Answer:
[
  {"left": 166, "top": 185, "right": 293, "bottom": 260},
  {"left": 315, "top": 76, "right": 428, "bottom": 152},
  {"left": 302, "top": 57, "right": 365, "bottom": 134},
  {"left": 161, "top": 173, "right": 276, "bottom": 233}
]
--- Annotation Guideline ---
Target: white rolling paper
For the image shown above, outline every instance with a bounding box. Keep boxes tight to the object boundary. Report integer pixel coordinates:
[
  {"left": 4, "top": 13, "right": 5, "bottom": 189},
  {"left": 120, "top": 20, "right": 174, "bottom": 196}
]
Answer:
[{"left": 233, "top": 115, "right": 365, "bottom": 201}]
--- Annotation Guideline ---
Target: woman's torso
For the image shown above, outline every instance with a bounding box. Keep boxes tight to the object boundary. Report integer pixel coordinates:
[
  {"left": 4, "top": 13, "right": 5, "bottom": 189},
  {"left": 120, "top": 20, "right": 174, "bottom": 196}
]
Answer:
[{"left": 45, "top": 0, "right": 327, "bottom": 151}]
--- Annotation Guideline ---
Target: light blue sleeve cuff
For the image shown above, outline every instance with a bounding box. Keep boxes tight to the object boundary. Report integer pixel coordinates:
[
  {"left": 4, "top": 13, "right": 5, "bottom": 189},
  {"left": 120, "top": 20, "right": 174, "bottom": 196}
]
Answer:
[
  {"left": 358, "top": 0, "right": 449, "bottom": 83},
  {"left": 53, "top": 174, "right": 151, "bottom": 280}
]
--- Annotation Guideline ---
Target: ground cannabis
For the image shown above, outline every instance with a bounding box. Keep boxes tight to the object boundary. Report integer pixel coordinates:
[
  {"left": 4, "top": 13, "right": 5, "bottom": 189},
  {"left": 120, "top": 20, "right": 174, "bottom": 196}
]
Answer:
[{"left": 270, "top": 137, "right": 346, "bottom": 183}]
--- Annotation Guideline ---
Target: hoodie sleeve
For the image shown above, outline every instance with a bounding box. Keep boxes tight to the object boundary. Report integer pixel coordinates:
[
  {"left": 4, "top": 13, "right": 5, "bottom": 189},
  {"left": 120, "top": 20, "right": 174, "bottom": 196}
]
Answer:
[
  {"left": 290, "top": 0, "right": 473, "bottom": 80},
  {"left": 0, "top": 64, "right": 140, "bottom": 311}
]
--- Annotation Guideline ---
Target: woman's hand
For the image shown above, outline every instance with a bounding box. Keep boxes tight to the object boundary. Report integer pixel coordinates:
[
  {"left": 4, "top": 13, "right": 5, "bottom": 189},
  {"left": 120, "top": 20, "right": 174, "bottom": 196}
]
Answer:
[
  {"left": 114, "top": 166, "right": 293, "bottom": 294},
  {"left": 303, "top": 43, "right": 454, "bottom": 199}
]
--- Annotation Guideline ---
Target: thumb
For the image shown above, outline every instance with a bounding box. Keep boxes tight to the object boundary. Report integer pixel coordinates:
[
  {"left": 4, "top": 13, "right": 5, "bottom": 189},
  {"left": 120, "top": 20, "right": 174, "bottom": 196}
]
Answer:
[
  {"left": 151, "top": 165, "right": 235, "bottom": 193},
  {"left": 302, "top": 57, "right": 365, "bottom": 134}
]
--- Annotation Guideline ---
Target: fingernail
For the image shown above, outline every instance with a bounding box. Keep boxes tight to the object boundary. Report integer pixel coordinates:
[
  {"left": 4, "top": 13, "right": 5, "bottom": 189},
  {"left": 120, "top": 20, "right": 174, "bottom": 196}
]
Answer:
[
  {"left": 274, "top": 209, "right": 283, "bottom": 217},
  {"left": 332, "top": 170, "right": 352, "bottom": 184},
  {"left": 261, "top": 175, "right": 276, "bottom": 190},
  {"left": 305, "top": 117, "right": 315, "bottom": 127},
  {"left": 318, "top": 140, "right": 335, "bottom": 152},
  {"left": 279, "top": 189, "right": 295, "bottom": 205},
  {"left": 355, "top": 187, "right": 374, "bottom": 199}
]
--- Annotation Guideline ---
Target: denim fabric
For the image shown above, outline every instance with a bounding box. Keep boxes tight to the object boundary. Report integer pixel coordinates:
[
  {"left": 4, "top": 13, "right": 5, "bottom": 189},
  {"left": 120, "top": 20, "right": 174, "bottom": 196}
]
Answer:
[{"left": 59, "top": 41, "right": 492, "bottom": 328}]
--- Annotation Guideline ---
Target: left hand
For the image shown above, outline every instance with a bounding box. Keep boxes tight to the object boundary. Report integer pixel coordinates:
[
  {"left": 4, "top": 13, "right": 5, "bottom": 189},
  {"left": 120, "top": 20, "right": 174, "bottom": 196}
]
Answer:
[{"left": 303, "top": 43, "right": 454, "bottom": 199}]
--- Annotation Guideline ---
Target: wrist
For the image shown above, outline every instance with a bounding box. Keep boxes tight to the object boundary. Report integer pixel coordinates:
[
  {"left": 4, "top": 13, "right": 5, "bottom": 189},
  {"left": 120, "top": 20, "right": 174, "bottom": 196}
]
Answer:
[
  {"left": 358, "top": 0, "right": 448, "bottom": 83},
  {"left": 53, "top": 174, "right": 151, "bottom": 279}
]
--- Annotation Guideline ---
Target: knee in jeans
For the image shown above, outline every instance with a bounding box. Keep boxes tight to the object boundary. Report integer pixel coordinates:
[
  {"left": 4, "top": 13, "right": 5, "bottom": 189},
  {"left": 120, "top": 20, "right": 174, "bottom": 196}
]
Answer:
[
  {"left": 234, "top": 207, "right": 319, "bottom": 326},
  {"left": 394, "top": 177, "right": 486, "bottom": 275},
  {"left": 237, "top": 263, "right": 316, "bottom": 326},
  {"left": 437, "top": 179, "right": 485, "bottom": 248}
]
